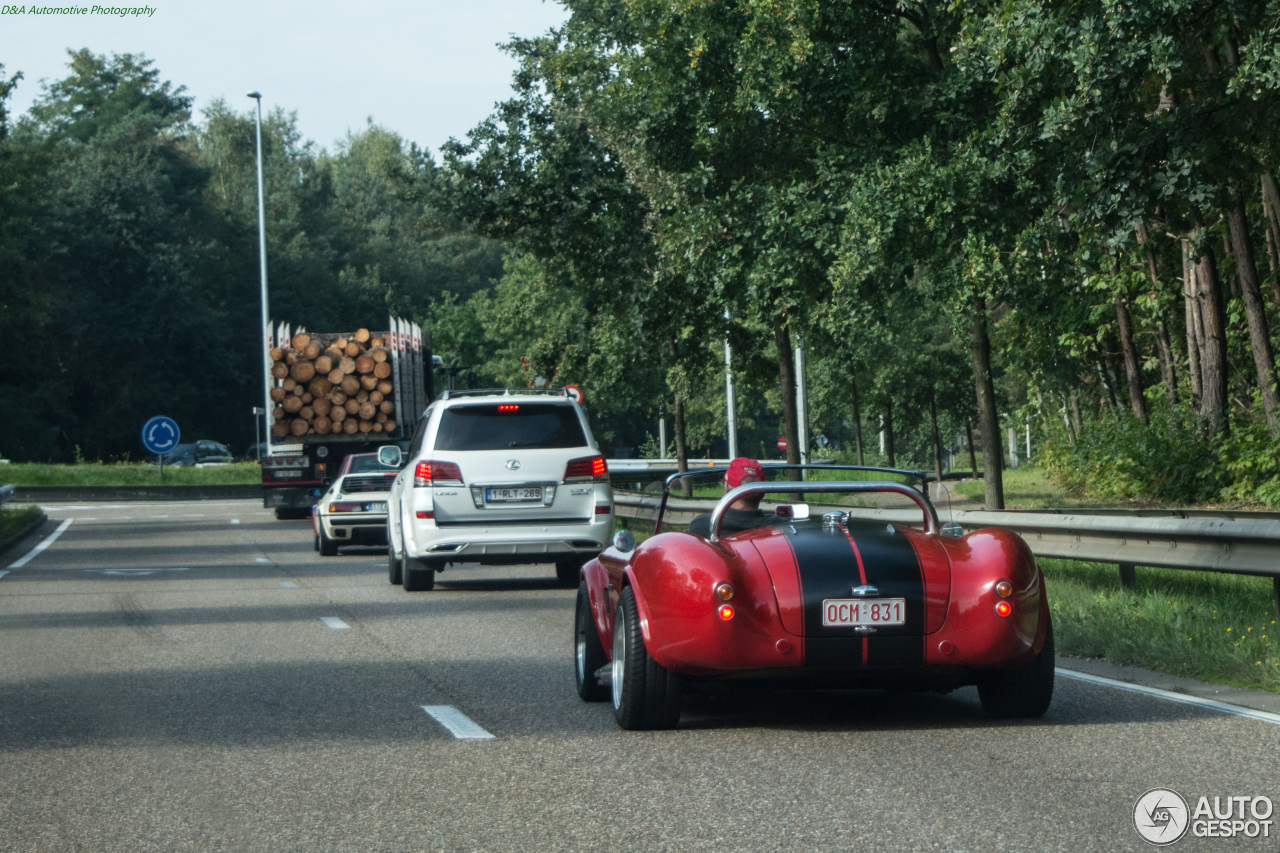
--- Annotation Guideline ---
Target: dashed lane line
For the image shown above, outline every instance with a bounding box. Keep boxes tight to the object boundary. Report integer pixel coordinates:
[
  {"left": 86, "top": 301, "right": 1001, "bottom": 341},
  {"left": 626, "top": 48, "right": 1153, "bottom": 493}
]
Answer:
[
  {"left": 421, "top": 706, "right": 495, "bottom": 741},
  {"left": 320, "top": 617, "right": 350, "bottom": 630},
  {"left": 8, "top": 519, "right": 73, "bottom": 569}
]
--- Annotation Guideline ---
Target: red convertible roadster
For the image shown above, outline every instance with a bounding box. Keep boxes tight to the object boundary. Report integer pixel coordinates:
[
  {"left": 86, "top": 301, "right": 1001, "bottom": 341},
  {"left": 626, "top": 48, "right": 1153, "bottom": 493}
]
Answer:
[{"left": 574, "top": 465, "right": 1054, "bottom": 729}]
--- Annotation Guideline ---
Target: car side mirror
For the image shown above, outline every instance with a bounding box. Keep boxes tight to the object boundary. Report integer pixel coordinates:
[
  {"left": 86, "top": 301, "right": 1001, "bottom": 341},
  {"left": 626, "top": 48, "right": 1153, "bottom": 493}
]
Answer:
[
  {"left": 612, "top": 529, "right": 636, "bottom": 553},
  {"left": 378, "top": 446, "right": 402, "bottom": 468}
]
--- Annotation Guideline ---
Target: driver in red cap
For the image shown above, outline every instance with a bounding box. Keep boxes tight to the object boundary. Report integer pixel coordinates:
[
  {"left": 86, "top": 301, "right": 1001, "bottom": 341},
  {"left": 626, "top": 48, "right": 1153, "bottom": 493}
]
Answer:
[{"left": 686, "top": 457, "right": 772, "bottom": 538}]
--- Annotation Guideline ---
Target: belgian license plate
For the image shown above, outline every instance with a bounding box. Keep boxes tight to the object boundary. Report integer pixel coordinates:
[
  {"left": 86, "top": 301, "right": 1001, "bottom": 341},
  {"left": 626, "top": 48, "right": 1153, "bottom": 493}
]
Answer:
[
  {"left": 822, "top": 598, "right": 907, "bottom": 627},
  {"left": 367, "top": 502, "right": 387, "bottom": 513},
  {"left": 274, "top": 470, "right": 303, "bottom": 479},
  {"left": 486, "top": 487, "right": 542, "bottom": 503}
]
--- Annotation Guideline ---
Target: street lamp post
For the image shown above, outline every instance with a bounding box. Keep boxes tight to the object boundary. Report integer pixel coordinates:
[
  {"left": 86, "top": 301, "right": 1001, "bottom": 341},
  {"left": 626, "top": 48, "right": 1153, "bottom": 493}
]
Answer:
[{"left": 248, "top": 92, "right": 272, "bottom": 451}]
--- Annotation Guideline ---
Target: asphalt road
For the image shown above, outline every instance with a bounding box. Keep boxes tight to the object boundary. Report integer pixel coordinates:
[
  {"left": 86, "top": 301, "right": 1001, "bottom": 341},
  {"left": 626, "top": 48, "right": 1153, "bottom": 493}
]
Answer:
[{"left": 2, "top": 500, "right": 1278, "bottom": 853}]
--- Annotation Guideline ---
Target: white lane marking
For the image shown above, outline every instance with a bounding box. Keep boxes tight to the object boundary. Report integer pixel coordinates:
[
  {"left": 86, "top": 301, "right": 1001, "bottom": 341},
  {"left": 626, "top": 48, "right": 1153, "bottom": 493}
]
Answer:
[
  {"left": 280, "top": 582, "right": 297, "bottom": 588},
  {"left": 256, "top": 558, "right": 269, "bottom": 564},
  {"left": 0, "top": 571, "right": 8, "bottom": 580},
  {"left": 1058, "top": 669, "right": 1280, "bottom": 726},
  {"left": 8, "top": 519, "right": 73, "bottom": 569},
  {"left": 320, "top": 617, "right": 350, "bottom": 630},
  {"left": 421, "top": 706, "right": 495, "bottom": 741},
  {"left": 230, "top": 519, "right": 241, "bottom": 525},
  {"left": 152, "top": 515, "right": 170, "bottom": 519}
]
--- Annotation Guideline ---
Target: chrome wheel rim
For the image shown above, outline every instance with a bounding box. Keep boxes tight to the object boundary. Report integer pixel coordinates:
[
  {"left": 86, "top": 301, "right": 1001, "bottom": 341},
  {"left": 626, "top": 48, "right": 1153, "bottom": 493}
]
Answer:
[
  {"left": 611, "top": 610, "right": 626, "bottom": 710},
  {"left": 575, "top": 606, "right": 587, "bottom": 684}
]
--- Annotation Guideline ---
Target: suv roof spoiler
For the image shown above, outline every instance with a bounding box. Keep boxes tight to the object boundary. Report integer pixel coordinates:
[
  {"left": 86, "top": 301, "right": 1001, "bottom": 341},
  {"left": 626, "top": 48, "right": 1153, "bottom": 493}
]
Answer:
[{"left": 438, "top": 388, "right": 572, "bottom": 400}]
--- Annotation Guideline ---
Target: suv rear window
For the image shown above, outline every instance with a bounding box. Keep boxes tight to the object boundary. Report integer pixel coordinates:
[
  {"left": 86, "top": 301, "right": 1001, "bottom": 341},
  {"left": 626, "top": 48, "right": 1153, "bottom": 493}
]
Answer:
[{"left": 434, "top": 404, "right": 588, "bottom": 451}]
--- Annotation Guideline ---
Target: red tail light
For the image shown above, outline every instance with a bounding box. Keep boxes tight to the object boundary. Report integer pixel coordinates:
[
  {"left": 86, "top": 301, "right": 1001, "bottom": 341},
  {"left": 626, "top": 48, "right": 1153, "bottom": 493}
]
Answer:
[
  {"left": 497, "top": 404, "right": 519, "bottom": 413},
  {"left": 414, "top": 460, "right": 464, "bottom": 487},
  {"left": 564, "top": 455, "right": 608, "bottom": 482}
]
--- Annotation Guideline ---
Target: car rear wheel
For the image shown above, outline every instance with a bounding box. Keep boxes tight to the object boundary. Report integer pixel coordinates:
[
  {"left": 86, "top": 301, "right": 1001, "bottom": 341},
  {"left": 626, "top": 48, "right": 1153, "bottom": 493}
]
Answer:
[
  {"left": 318, "top": 524, "right": 338, "bottom": 557},
  {"left": 977, "top": 616, "right": 1055, "bottom": 718},
  {"left": 402, "top": 553, "right": 436, "bottom": 592},
  {"left": 575, "top": 583, "right": 609, "bottom": 702},
  {"left": 612, "top": 587, "right": 681, "bottom": 729},
  {"left": 387, "top": 539, "right": 402, "bottom": 585}
]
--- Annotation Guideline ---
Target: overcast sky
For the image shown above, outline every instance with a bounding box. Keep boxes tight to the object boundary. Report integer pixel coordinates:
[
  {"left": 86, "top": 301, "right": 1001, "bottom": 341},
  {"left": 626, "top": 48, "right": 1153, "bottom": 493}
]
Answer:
[{"left": 1, "top": 0, "right": 571, "bottom": 154}]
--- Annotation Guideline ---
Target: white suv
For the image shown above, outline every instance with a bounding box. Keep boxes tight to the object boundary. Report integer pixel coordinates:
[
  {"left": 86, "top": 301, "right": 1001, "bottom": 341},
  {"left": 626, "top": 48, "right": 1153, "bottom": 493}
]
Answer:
[{"left": 381, "top": 389, "right": 614, "bottom": 591}]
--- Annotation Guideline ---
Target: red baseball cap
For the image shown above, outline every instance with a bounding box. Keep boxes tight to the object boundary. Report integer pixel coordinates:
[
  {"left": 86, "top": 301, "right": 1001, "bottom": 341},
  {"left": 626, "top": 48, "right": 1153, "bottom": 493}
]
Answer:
[{"left": 725, "top": 457, "right": 763, "bottom": 488}]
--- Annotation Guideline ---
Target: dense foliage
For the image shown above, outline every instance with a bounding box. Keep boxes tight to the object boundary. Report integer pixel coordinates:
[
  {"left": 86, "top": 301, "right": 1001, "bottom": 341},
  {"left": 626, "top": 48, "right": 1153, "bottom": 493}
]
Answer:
[
  {"left": 0, "top": 51, "right": 502, "bottom": 461},
  {"left": 4, "top": 3, "right": 1280, "bottom": 512}
]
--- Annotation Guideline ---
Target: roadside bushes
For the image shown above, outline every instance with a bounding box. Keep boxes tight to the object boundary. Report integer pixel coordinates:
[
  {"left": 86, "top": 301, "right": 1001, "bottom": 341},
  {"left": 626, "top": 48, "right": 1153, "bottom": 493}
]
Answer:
[{"left": 1038, "top": 409, "right": 1223, "bottom": 504}]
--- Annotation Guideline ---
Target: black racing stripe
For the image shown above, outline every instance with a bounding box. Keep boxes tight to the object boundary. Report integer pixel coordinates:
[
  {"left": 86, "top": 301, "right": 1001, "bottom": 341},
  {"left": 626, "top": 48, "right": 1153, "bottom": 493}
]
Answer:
[
  {"left": 788, "top": 523, "right": 865, "bottom": 669},
  {"left": 845, "top": 520, "right": 926, "bottom": 666}
]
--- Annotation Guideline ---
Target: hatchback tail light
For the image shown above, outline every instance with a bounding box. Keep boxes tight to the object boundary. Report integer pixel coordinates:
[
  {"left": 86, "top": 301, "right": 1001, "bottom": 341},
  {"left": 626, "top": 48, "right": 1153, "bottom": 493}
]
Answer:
[
  {"left": 564, "top": 455, "right": 608, "bottom": 483},
  {"left": 414, "top": 460, "right": 464, "bottom": 487}
]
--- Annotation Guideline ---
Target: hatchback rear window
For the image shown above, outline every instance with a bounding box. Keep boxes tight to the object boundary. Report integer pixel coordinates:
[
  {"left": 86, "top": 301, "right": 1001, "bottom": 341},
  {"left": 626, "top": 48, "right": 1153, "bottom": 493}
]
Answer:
[{"left": 434, "top": 404, "right": 588, "bottom": 451}]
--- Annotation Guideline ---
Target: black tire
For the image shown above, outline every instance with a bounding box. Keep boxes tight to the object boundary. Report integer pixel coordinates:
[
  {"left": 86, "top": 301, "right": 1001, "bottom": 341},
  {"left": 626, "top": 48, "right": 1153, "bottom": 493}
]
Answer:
[
  {"left": 978, "top": 616, "right": 1055, "bottom": 718},
  {"left": 318, "top": 524, "right": 338, "bottom": 557},
  {"left": 575, "top": 583, "right": 609, "bottom": 702},
  {"left": 612, "top": 587, "right": 681, "bottom": 729},
  {"left": 402, "top": 554, "right": 436, "bottom": 592},
  {"left": 388, "top": 540, "right": 402, "bottom": 585},
  {"left": 555, "top": 558, "right": 583, "bottom": 588}
]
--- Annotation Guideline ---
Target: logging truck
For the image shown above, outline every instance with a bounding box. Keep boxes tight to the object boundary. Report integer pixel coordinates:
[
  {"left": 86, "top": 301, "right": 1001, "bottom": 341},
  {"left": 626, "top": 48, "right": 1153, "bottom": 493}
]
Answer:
[{"left": 260, "top": 318, "right": 433, "bottom": 520}]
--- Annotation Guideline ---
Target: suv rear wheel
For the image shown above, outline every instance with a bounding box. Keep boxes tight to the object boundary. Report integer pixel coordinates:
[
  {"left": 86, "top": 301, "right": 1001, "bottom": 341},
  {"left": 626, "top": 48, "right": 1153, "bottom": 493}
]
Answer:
[{"left": 402, "top": 555, "right": 437, "bottom": 592}]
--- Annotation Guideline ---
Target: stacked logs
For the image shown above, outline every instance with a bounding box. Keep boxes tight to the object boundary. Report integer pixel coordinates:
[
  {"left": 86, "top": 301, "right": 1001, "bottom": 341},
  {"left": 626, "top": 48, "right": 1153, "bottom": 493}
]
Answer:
[{"left": 269, "top": 328, "right": 399, "bottom": 439}]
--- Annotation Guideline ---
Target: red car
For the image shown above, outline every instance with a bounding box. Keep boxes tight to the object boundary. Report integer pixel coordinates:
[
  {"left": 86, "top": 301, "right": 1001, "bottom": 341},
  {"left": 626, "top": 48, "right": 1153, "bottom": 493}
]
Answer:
[{"left": 574, "top": 466, "right": 1054, "bottom": 729}]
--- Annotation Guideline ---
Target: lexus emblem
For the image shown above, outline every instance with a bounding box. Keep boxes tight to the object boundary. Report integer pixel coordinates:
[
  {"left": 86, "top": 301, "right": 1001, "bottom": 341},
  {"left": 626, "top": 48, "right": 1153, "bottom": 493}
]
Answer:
[{"left": 505, "top": 459, "right": 521, "bottom": 470}]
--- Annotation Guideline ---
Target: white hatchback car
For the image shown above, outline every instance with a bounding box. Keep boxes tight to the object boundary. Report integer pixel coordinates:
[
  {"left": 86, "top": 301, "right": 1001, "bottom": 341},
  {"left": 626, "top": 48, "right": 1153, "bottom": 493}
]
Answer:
[{"left": 381, "top": 389, "right": 614, "bottom": 591}]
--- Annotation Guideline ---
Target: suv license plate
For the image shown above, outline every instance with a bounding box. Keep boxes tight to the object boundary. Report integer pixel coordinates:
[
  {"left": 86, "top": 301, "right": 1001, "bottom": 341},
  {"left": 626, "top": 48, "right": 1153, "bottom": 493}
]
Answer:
[
  {"left": 486, "top": 487, "right": 542, "bottom": 503},
  {"left": 822, "top": 598, "right": 906, "bottom": 627}
]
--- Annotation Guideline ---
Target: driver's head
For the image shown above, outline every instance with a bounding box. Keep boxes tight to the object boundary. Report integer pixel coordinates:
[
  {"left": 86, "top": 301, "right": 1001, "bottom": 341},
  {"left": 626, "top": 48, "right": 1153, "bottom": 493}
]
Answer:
[{"left": 725, "top": 457, "right": 764, "bottom": 509}]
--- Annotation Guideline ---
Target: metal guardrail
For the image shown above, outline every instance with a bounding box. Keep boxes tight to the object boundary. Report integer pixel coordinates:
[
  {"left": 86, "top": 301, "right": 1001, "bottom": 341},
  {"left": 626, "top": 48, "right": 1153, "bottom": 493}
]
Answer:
[
  {"left": 0, "top": 484, "right": 13, "bottom": 506},
  {"left": 612, "top": 491, "right": 1280, "bottom": 616}
]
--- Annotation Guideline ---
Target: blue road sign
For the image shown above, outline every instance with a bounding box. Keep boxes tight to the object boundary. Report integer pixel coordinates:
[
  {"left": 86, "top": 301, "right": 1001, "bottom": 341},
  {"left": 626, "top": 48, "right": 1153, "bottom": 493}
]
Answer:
[{"left": 141, "top": 416, "right": 181, "bottom": 455}]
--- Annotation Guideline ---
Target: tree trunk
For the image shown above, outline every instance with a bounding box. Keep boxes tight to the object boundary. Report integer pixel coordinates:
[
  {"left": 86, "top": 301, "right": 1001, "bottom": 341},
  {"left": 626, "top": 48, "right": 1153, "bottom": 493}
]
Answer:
[
  {"left": 1156, "top": 320, "right": 1178, "bottom": 404},
  {"left": 883, "top": 403, "right": 896, "bottom": 468},
  {"left": 929, "top": 393, "right": 944, "bottom": 485},
  {"left": 773, "top": 314, "right": 800, "bottom": 470},
  {"left": 1227, "top": 189, "right": 1280, "bottom": 432},
  {"left": 1192, "top": 233, "right": 1230, "bottom": 435},
  {"left": 1184, "top": 241, "right": 1204, "bottom": 410},
  {"left": 971, "top": 295, "right": 1004, "bottom": 509},
  {"left": 1114, "top": 291, "right": 1147, "bottom": 421},
  {"left": 1070, "top": 391, "right": 1084, "bottom": 440},
  {"left": 1135, "top": 223, "right": 1180, "bottom": 404},
  {"left": 966, "top": 420, "right": 978, "bottom": 479},
  {"left": 851, "top": 372, "right": 865, "bottom": 465}
]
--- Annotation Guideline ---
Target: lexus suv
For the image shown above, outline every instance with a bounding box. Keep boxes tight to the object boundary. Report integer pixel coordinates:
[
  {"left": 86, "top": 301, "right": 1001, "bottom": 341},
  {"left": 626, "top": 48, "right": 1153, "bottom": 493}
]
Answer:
[{"left": 381, "top": 389, "right": 614, "bottom": 591}]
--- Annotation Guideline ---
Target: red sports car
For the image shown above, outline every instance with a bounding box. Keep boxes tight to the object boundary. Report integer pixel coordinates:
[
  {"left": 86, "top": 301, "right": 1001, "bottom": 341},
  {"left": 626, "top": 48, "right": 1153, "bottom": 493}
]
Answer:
[{"left": 574, "top": 466, "right": 1054, "bottom": 729}]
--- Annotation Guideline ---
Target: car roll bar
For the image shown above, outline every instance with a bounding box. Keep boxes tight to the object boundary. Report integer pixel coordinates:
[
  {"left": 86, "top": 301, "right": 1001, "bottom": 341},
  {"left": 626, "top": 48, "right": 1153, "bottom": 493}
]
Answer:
[
  {"left": 706, "top": 480, "right": 941, "bottom": 542},
  {"left": 653, "top": 464, "right": 933, "bottom": 537}
]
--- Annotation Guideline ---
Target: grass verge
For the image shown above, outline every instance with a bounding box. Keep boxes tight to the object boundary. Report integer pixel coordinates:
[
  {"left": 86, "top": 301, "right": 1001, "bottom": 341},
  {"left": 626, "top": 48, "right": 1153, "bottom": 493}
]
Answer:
[
  {"left": 0, "top": 504, "right": 42, "bottom": 543},
  {"left": 0, "top": 462, "right": 260, "bottom": 486},
  {"left": 1044, "top": 558, "right": 1280, "bottom": 693}
]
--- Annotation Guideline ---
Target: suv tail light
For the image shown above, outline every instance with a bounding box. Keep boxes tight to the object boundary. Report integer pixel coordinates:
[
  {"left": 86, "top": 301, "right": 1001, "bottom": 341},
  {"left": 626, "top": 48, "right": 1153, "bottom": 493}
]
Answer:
[
  {"left": 564, "top": 455, "right": 608, "bottom": 483},
  {"left": 414, "top": 460, "right": 464, "bottom": 487}
]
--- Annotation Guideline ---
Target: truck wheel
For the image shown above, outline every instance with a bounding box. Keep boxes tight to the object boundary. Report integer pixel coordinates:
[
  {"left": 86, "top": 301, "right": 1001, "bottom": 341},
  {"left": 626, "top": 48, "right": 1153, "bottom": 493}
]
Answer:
[
  {"left": 978, "top": 617, "right": 1055, "bottom": 718},
  {"left": 612, "top": 587, "right": 681, "bottom": 729},
  {"left": 402, "top": 555, "right": 436, "bottom": 592},
  {"left": 575, "top": 583, "right": 609, "bottom": 702},
  {"left": 318, "top": 525, "right": 338, "bottom": 557}
]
